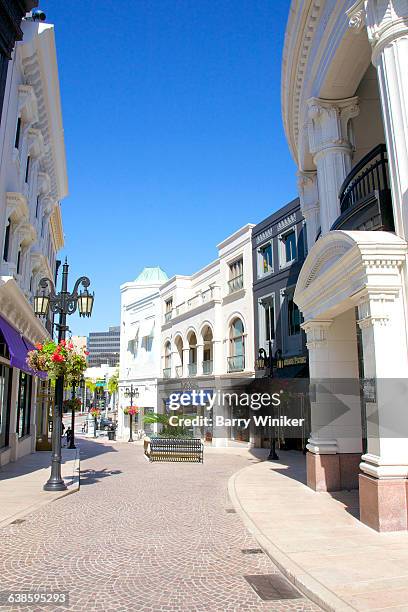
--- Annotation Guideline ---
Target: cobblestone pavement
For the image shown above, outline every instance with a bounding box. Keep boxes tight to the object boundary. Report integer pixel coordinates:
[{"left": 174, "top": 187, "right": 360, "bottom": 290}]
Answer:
[{"left": 0, "top": 438, "right": 320, "bottom": 612}]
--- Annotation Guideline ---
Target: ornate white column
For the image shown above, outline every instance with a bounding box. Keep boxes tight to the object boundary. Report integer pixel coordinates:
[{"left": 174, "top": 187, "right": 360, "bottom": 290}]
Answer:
[
  {"left": 196, "top": 343, "right": 204, "bottom": 376},
  {"left": 297, "top": 170, "right": 320, "bottom": 247},
  {"left": 182, "top": 348, "right": 190, "bottom": 378},
  {"left": 356, "top": 269, "right": 408, "bottom": 530},
  {"left": 348, "top": 0, "right": 408, "bottom": 240},
  {"left": 307, "top": 97, "right": 360, "bottom": 234}
]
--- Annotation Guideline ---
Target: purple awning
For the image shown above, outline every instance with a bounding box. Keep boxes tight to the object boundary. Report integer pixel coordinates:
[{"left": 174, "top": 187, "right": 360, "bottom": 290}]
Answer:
[{"left": 0, "top": 315, "right": 47, "bottom": 378}]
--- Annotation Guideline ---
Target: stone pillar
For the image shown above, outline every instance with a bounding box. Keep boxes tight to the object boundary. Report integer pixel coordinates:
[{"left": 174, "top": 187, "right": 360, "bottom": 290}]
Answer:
[
  {"left": 303, "top": 312, "right": 362, "bottom": 492},
  {"left": 182, "top": 348, "right": 189, "bottom": 378},
  {"left": 348, "top": 0, "right": 408, "bottom": 240},
  {"left": 297, "top": 171, "right": 320, "bottom": 247},
  {"left": 196, "top": 343, "right": 204, "bottom": 376},
  {"left": 307, "top": 97, "right": 359, "bottom": 234},
  {"left": 357, "top": 283, "right": 408, "bottom": 531}
]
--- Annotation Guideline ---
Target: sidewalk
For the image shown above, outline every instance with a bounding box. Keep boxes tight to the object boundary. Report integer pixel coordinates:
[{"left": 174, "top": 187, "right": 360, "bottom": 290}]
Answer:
[
  {"left": 229, "top": 450, "right": 408, "bottom": 612},
  {"left": 0, "top": 447, "right": 80, "bottom": 528}
]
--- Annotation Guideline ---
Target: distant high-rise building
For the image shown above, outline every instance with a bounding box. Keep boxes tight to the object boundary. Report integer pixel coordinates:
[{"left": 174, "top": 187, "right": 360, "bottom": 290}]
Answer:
[{"left": 87, "top": 326, "right": 120, "bottom": 367}]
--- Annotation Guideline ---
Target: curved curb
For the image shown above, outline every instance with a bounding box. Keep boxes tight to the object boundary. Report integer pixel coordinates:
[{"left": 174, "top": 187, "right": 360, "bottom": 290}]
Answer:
[{"left": 228, "top": 463, "right": 356, "bottom": 612}]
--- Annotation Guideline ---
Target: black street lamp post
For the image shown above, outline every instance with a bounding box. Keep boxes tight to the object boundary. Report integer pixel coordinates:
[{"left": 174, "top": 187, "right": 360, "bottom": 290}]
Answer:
[
  {"left": 33, "top": 260, "right": 94, "bottom": 491},
  {"left": 257, "top": 340, "right": 279, "bottom": 461},
  {"left": 124, "top": 384, "right": 139, "bottom": 443}
]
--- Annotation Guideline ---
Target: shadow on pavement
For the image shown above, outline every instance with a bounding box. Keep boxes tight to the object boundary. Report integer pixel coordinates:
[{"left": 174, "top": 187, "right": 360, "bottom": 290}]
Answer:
[{"left": 80, "top": 468, "right": 122, "bottom": 485}]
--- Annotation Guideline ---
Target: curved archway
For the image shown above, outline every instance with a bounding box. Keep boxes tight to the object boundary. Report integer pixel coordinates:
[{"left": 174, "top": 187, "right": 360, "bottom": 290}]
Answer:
[
  {"left": 187, "top": 329, "right": 198, "bottom": 376},
  {"left": 173, "top": 334, "right": 184, "bottom": 378},
  {"left": 201, "top": 324, "right": 214, "bottom": 375}
]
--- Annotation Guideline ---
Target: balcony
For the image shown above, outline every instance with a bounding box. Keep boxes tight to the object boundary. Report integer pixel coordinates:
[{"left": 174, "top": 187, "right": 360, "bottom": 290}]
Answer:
[
  {"left": 188, "top": 363, "right": 197, "bottom": 376},
  {"left": 175, "top": 365, "right": 183, "bottom": 378},
  {"left": 163, "top": 368, "right": 171, "bottom": 379},
  {"left": 227, "top": 355, "right": 245, "bottom": 373},
  {"left": 202, "top": 360, "right": 213, "bottom": 375},
  {"left": 228, "top": 274, "right": 243, "bottom": 294},
  {"left": 163, "top": 287, "right": 220, "bottom": 324},
  {"left": 332, "top": 144, "right": 394, "bottom": 232}
]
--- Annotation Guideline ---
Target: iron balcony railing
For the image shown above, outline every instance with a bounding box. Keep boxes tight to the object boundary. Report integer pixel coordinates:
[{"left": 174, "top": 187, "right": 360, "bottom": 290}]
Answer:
[
  {"left": 339, "top": 144, "right": 389, "bottom": 214},
  {"left": 202, "top": 360, "right": 213, "bottom": 375},
  {"left": 228, "top": 274, "right": 243, "bottom": 294},
  {"left": 188, "top": 363, "right": 197, "bottom": 376},
  {"left": 163, "top": 368, "right": 171, "bottom": 379},
  {"left": 227, "top": 355, "right": 245, "bottom": 373},
  {"left": 175, "top": 365, "right": 183, "bottom": 378},
  {"left": 164, "top": 311, "right": 172, "bottom": 323}
]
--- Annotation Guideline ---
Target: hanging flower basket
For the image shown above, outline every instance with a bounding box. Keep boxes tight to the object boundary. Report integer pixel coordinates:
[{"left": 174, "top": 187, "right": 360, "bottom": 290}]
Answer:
[
  {"left": 27, "top": 340, "right": 88, "bottom": 385},
  {"left": 123, "top": 406, "right": 138, "bottom": 416},
  {"left": 90, "top": 408, "right": 101, "bottom": 418},
  {"left": 63, "top": 398, "right": 82, "bottom": 412}
]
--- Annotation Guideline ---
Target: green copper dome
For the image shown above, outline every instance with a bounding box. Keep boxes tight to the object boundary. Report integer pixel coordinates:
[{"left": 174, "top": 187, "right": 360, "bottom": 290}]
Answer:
[{"left": 134, "top": 267, "right": 168, "bottom": 284}]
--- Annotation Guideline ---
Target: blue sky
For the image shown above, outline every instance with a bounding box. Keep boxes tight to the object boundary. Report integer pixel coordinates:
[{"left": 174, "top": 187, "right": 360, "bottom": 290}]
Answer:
[{"left": 41, "top": 0, "right": 296, "bottom": 337}]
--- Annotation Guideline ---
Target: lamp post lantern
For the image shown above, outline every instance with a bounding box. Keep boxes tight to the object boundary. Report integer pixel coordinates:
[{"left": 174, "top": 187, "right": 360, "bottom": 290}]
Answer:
[
  {"left": 33, "top": 260, "right": 94, "bottom": 491},
  {"left": 124, "top": 384, "right": 139, "bottom": 442}
]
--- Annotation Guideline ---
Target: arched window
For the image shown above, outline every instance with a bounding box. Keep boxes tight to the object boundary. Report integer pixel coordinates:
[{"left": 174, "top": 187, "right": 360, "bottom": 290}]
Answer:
[{"left": 228, "top": 318, "right": 245, "bottom": 372}]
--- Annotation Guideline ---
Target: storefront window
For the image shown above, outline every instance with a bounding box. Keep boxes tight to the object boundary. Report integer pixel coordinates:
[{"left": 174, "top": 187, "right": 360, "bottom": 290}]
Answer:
[
  {"left": 0, "top": 364, "right": 12, "bottom": 448},
  {"left": 16, "top": 371, "right": 32, "bottom": 438}
]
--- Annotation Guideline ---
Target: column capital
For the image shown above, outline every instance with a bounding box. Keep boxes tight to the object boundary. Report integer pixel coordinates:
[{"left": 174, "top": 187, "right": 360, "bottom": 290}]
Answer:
[
  {"left": 356, "top": 287, "right": 400, "bottom": 328},
  {"left": 301, "top": 320, "right": 332, "bottom": 349},
  {"left": 347, "top": 0, "right": 408, "bottom": 62},
  {"left": 307, "top": 97, "right": 359, "bottom": 158}
]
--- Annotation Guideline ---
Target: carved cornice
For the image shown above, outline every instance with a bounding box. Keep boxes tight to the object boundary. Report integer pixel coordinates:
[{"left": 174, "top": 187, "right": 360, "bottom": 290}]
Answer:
[
  {"left": 281, "top": 0, "right": 324, "bottom": 164},
  {"left": 6, "top": 191, "right": 28, "bottom": 223}
]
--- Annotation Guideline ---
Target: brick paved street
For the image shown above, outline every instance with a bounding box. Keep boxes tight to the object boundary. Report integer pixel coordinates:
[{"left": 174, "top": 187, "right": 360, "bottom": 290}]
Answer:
[{"left": 0, "top": 438, "right": 320, "bottom": 611}]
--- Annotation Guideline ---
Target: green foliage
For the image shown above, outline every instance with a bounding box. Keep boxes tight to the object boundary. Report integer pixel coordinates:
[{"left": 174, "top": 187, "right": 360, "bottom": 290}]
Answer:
[
  {"left": 107, "top": 371, "right": 119, "bottom": 395},
  {"left": 143, "top": 412, "right": 192, "bottom": 439}
]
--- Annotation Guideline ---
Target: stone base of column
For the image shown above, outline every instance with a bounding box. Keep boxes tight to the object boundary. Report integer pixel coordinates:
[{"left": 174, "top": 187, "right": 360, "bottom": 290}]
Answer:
[
  {"left": 306, "top": 451, "right": 361, "bottom": 492},
  {"left": 359, "top": 474, "right": 408, "bottom": 532}
]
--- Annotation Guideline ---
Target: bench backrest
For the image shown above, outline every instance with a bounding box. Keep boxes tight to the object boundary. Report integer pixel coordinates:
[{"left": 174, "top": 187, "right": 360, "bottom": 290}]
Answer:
[{"left": 150, "top": 438, "right": 203, "bottom": 450}]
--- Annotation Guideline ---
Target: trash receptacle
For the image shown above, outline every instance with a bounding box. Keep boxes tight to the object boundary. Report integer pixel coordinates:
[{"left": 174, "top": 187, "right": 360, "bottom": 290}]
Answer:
[{"left": 107, "top": 429, "right": 115, "bottom": 441}]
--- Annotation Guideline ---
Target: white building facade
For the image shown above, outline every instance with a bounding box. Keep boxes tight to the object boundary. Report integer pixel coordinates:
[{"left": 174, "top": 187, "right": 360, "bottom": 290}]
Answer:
[
  {"left": 159, "top": 224, "right": 255, "bottom": 446},
  {"left": 118, "top": 267, "right": 169, "bottom": 440},
  {"left": 0, "top": 19, "right": 67, "bottom": 465},
  {"left": 282, "top": 0, "right": 408, "bottom": 530}
]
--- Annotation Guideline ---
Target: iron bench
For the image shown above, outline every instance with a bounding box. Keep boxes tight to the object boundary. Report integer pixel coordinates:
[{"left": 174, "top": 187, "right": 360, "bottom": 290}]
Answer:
[{"left": 145, "top": 438, "right": 204, "bottom": 463}]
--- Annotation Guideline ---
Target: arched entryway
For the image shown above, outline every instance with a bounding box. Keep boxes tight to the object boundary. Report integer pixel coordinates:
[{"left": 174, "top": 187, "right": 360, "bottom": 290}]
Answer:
[{"left": 295, "top": 229, "right": 408, "bottom": 531}]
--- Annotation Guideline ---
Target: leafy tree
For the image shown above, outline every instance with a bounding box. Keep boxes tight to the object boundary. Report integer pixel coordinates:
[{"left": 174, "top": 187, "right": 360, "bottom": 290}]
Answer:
[{"left": 107, "top": 371, "right": 119, "bottom": 395}]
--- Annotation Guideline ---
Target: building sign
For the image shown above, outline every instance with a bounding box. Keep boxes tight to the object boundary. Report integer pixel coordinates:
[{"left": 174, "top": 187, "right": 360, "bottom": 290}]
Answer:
[
  {"left": 276, "top": 355, "right": 307, "bottom": 369},
  {"left": 95, "top": 379, "right": 105, "bottom": 387}
]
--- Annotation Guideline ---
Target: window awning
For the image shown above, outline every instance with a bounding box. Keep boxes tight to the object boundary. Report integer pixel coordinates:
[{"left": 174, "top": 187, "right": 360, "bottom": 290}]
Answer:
[
  {"left": 139, "top": 318, "right": 155, "bottom": 338},
  {"left": 0, "top": 315, "right": 46, "bottom": 378}
]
